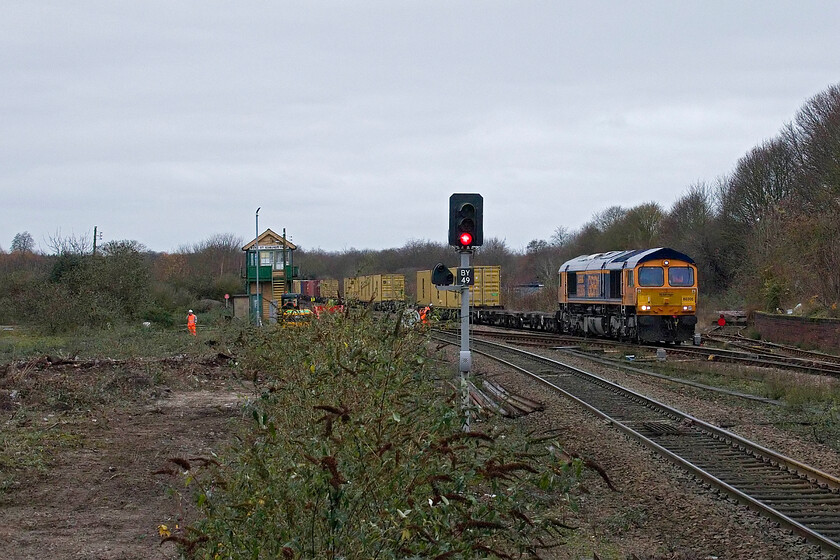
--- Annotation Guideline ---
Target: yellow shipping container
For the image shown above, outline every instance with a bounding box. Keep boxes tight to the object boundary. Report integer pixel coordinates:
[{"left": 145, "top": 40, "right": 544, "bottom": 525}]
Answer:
[
  {"left": 292, "top": 280, "right": 302, "bottom": 294},
  {"left": 358, "top": 275, "right": 374, "bottom": 302},
  {"left": 320, "top": 279, "right": 339, "bottom": 299},
  {"left": 416, "top": 270, "right": 432, "bottom": 306},
  {"left": 345, "top": 274, "right": 405, "bottom": 303},
  {"left": 381, "top": 274, "right": 405, "bottom": 302},
  {"left": 415, "top": 266, "right": 502, "bottom": 309},
  {"left": 469, "top": 265, "right": 502, "bottom": 307},
  {"left": 357, "top": 274, "right": 405, "bottom": 303},
  {"left": 343, "top": 277, "right": 360, "bottom": 300}
]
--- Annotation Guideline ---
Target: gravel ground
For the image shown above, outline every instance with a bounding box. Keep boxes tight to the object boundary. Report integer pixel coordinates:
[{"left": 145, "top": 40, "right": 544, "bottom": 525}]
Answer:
[{"left": 441, "top": 343, "right": 839, "bottom": 560}]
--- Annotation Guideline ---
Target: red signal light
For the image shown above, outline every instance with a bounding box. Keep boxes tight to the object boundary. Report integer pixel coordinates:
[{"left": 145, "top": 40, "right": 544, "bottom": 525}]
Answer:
[{"left": 459, "top": 232, "right": 473, "bottom": 246}]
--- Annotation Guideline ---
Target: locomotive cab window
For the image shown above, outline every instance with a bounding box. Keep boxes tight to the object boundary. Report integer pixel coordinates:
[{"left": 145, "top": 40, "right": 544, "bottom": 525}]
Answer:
[
  {"left": 668, "top": 266, "right": 694, "bottom": 287},
  {"left": 567, "top": 272, "right": 577, "bottom": 296},
  {"left": 638, "top": 266, "right": 664, "bottom": 287},
  {"left": 609, "top": 270, "right": 621, "bottom": 298},
  {"left": 627, "top": 270, "right": 634, "bottom": 287}
]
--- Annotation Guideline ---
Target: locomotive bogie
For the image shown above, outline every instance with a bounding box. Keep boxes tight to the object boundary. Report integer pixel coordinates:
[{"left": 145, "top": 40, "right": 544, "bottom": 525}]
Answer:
[{"left": 636, "top": 314, "right": 697, "bottom": 343}]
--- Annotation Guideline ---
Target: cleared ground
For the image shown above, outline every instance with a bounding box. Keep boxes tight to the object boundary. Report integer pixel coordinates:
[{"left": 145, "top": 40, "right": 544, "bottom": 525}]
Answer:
[
  {"left": 0, "top": 355, "right": 248, "bottom": 559},
  {"left": 1, "top": 333, "right": 838, "bottom": 559}
]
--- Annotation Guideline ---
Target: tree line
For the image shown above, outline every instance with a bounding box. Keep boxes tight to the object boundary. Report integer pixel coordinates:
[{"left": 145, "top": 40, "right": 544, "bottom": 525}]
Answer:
[
  {"left": 299, "top": 83, "right": 840, "bottom": 318},
  {"left": 2, "top": 83, "right": 838, "bottom": 332},
  {"left": 0, "top": 234, "right": 243, "bottom": 332}
]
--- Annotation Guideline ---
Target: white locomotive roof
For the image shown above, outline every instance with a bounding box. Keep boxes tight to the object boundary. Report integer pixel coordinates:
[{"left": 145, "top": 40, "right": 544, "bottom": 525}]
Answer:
[{"left": 559, "top": 247, "right": 695, "bottom": 273}]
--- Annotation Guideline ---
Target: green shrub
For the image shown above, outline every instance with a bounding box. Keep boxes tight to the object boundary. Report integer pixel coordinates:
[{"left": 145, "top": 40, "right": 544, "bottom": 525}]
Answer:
[
  {"left": 178, "top": 310, "right": 579, "bottom": 558},
  {"left": 141, "top": 306, "right": 176, "bottom": 328}
]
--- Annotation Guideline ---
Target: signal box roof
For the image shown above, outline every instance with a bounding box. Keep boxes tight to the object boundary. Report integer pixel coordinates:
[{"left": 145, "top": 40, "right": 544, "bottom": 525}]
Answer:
[
  {"left": 559, "top": 247, "right": 695, "bottom": 273},
  {"left": 242, "top": 229, "right": 297, "bottom": 251}
]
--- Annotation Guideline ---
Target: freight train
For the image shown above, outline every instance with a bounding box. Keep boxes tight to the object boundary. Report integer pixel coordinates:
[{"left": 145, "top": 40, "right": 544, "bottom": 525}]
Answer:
[{"left": 341, "top": 247, "right": 698, "bottom": 344}]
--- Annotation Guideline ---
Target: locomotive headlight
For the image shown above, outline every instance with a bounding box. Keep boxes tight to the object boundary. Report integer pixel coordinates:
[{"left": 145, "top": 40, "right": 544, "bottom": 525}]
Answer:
[
  {"left": 683, "top": 305, "right": 692, "bottom": 311},
  {"left": 640, "top": 305, "right": 650, "bottom": 311}
]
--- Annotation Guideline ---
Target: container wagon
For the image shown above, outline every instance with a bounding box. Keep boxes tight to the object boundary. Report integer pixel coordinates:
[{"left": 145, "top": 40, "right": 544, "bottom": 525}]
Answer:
[
  {"left": 344, "top": 274, "right": 406, "bottom": 310},
  {"left": 416, "top": 265, "right": 502, "bottom": 310}
]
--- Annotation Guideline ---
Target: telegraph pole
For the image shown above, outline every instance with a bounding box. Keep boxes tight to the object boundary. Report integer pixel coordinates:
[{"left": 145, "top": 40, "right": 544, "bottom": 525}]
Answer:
[{"left": 255, "top": 207, "right": 261, "bottom": 326}]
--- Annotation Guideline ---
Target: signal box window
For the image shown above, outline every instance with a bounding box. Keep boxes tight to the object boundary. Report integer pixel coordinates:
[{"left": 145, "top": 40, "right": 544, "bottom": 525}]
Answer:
[
  {"left": 668, "top": 267, "right": 694, "bottom": 287},
  {"left": 638, "top": 266, "right": 664, "bottom": 287}
]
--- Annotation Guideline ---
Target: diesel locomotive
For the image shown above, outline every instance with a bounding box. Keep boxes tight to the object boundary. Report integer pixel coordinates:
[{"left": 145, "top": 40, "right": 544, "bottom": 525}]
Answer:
[
  {"left": 557, "top": 247, "right": 698, "bottom": 343},
  {"left": 473, "top": 247, "right": 698, "bottom": 344}
]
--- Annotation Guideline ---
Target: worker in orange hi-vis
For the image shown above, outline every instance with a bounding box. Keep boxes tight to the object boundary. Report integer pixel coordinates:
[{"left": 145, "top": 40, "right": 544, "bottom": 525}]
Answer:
[{"left": 187, "top": 310, "right": 197, "bottom": 336}]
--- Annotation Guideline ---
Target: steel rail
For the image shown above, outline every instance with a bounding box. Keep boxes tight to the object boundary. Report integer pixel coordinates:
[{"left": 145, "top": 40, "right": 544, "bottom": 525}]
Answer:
[
  {"left": 558, "top": 348, "right": 784, "bottom": 406},
  {"left": 468, "top": 327, "right": 783, "bottom": 405},
  {"left": 467, "top": 327, "right": 840, "bottom": 377},
  {"left": 706, "top": 333, "right": 840, "bottom": 367},
  {"left": 433, "top": 332, "right": 840, "bottom": 555}
]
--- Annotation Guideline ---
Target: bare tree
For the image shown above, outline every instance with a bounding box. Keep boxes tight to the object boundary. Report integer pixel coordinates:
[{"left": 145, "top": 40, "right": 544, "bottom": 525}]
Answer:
[
  {"left": 591, "top": 206, "right": 626, "bottom": 232},
  {"left": 620, "top": 202, "right": 664, "bottom": 247},
  {"left": 526, "top": 239, "right": 549, "bottom": 253},
  {"left": 45, "top": 230, "right": 92, "bottom": 255},
  {"left": 183, "top": 233, "right": 244, "bottom": 276},
  {"left": 549, "top": 226, "right": 570, "bottom": 247},
  {"left": 785, "top": 83, "right": 840, "bottom": 202},
  {"left": 566, "top": 223, "right": 603, "bottom": 256},
  {"left": 10, "top": 232, "right": 35, "bottom": 253},
  {"left": 718, "top": 138, "right": 799, "bottom": 227}
]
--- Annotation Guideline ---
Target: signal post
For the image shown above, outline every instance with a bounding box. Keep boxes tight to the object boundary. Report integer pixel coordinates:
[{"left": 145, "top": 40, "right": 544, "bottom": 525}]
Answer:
[{"left": 433, "top": 193, "right": 483, "bottom": 431}]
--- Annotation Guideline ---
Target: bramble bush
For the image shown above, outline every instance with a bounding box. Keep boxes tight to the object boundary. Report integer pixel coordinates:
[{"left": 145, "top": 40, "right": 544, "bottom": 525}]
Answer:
[{"left": 174, "top": 309, "right": 582, "bottom": 559}]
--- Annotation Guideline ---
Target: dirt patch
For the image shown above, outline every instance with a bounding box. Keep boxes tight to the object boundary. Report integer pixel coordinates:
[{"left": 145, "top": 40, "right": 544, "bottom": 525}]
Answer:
[{"left": 0, "top": 359, "right": 250, "bottom": 560}]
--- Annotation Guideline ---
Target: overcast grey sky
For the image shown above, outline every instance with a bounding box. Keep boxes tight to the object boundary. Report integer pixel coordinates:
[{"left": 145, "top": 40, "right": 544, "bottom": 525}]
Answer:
[{"left": 2, "top": 1, "right": 838, "bottom": 254}]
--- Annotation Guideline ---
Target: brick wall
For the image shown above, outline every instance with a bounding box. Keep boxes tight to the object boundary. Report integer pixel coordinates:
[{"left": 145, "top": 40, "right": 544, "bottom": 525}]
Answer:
[{"left": 754, "top": 312, "right": 840, "bottom": 352}]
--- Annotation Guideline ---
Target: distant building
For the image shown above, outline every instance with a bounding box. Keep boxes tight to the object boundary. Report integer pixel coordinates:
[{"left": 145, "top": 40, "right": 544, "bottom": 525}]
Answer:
[
  {"left": 241, "top": 229, "right": 298, "bottom": 323},
  {"left": 513, "top": 282, "right": 544, "bottom": 297}
]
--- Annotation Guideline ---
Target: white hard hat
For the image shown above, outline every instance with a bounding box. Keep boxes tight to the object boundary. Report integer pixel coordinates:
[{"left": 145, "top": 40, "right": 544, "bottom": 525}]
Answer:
[{"left": 188, "top": 309, "right": 193, "bottom": 313}]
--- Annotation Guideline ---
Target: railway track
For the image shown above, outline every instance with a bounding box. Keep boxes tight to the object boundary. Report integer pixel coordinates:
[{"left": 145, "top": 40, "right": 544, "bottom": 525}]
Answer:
[
  {"left": 434, "top": 331, "right": 840, "bottom": 556},
  {"left": 706, "top": 331, "right": 840, "bottom": 366},
  {"left": 468, "top": 327, "right": 840, "bottom": 377}
]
